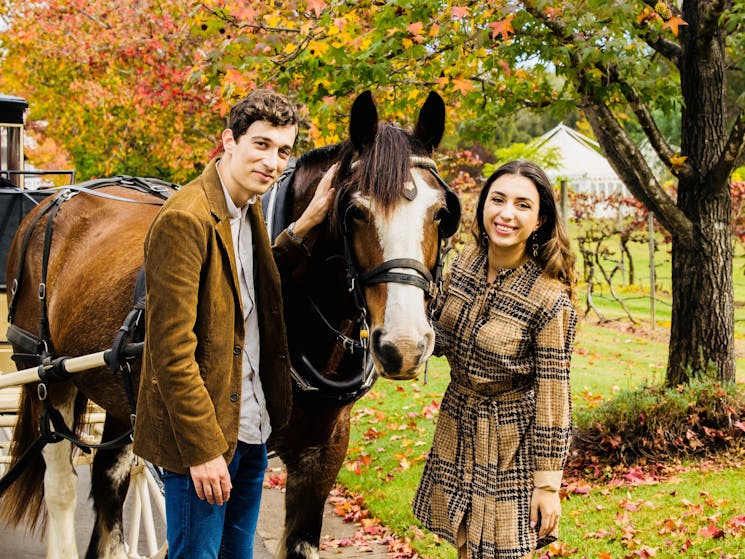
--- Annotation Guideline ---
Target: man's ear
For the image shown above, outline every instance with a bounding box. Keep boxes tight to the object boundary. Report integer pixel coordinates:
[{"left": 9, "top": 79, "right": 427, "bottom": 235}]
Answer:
[{"left": 221, "top": 129, "right": 235, "bottom": 153}]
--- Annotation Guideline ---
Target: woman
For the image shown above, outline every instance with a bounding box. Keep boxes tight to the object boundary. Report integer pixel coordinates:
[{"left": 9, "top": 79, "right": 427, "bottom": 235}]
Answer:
[{"left": 413, "top": 160, "right": 577, "bottom": 559}]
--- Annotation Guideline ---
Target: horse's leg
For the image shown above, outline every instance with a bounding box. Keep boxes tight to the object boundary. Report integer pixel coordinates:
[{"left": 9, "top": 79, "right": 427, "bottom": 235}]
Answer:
[
  {"left": 277, "top": 404, "right": 352, "bottom": 559},
  {"left": 86, "top": 415, "right": 133, "bottom": 559},
  {"left": 42, "top": 384, "right": 79, "bottom": 559}
]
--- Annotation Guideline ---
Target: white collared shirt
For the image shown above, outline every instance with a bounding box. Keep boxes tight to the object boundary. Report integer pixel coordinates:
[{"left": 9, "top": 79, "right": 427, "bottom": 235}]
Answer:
[{"left": 217, "top": 161, "right": 271, "bottom": 444}]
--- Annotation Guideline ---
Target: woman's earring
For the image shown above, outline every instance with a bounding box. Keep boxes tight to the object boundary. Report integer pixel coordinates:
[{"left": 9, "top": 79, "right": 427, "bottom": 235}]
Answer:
[
  {"left": 481, "top": 231, "right": 489, "bottom": 247},
  {"left": 532, "top": 231, "right": 539, "bottom": 258}
]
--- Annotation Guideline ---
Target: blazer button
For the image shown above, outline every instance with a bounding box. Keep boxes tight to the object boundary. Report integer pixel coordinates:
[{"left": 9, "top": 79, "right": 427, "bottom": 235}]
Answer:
[
  {"left": 233, "top": 345, "right": 241, "bottom": 355},
  {"left": 230, "top": 393, "right": 239, "bottom": 403}
]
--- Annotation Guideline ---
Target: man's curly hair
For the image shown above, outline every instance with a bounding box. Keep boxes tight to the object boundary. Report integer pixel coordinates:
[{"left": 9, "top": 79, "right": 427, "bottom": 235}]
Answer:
[{"left": 227, "top": 89, "right": 299, "bottom": 141}]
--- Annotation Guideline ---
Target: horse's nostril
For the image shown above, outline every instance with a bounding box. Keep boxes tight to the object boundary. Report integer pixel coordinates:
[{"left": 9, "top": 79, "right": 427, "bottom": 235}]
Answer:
[
  {"left": 371, "top": 329, "right": 384, "bottom": 351},
  {"left": 371, "top": 330, "right": 403, "bottom": 375},
  {"left": 418, "top": 331, "right": 434, "bottom": 353}
]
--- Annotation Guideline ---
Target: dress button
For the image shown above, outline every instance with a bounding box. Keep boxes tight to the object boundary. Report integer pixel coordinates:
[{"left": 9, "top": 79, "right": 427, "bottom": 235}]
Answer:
[
  {"left": 233, "top": 345, "right": 241, "bottom": 355},
  {"left": 230, "top": 393, "right": 239, "bottom": 403}
]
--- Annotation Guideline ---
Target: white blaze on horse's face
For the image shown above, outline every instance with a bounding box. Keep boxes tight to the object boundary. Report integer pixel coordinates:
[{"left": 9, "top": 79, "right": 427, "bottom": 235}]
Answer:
[{"left": 355, "top": 167, "right": 441, "bottom": 379}]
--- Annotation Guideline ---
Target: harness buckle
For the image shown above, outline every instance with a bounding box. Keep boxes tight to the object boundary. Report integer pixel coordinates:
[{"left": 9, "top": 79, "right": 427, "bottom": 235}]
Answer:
[
  {"left": 359, "top": 316, "right": 370, "bottom": 351},
  {"left": 37, "top": 382, "right": 48, "bottom": 401},
  {"left": 427, "top": 281, "right": 437, "bottom": 299},
  {"left": 38, "top": 282, "right": 46, "bottom": 301},
  {"left": 341, "top": 337, "right": 355, "bottom": 354}
]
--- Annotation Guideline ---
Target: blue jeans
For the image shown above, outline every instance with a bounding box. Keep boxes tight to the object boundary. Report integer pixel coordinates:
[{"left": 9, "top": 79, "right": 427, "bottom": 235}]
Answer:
[{"left": 163, "top": 442, "right": 268, "bottom": 559}]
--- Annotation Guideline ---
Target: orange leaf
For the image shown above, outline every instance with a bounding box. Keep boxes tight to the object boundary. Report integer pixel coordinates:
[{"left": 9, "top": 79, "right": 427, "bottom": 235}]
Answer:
[
  {"left": 451, "top": 6, "right": 469, "bottom": 19},
  {"left": 698, "top": 524, "right": 725, "bottom": 539},
  {"left": 306, "top": 0, "right": 327, "bottom": 17},
  {"left": 452, "top": 77, "right": 474, "bottom": 94},
  {"left": 489, "top": 15, "right": 514, "bottom": 41},
  {"left": 662, "top": 15, "right": 687, "bottom": 36},
  {"left": 407, "top": 22, "right": 424, "bottom": 36},
  {"left": 231, "top": 5, "right": 258, "bottom": 21}
]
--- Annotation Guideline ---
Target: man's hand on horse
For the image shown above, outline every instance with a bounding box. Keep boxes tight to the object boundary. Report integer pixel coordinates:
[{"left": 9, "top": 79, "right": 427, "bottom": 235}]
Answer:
[
  {"left": 190, "top": 455, "right": 232, "bottom": 506},
  {"left": 293, "top": 162, "right": 339, "bottom": 236}
]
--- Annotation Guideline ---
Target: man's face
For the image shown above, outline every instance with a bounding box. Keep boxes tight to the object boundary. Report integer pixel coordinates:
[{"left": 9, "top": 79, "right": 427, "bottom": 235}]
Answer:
[{"left": 221, "top": 120, "right": 297, "bottom": 206}]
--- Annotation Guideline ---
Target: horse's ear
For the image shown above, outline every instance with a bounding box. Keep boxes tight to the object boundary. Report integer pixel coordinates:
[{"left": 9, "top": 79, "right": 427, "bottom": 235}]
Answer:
[
  {"left": 414, "top": 92, "right": 446, "bottom": 153},
  {"left": 350, "top": 91, "right": 378, "bottom": 151}
]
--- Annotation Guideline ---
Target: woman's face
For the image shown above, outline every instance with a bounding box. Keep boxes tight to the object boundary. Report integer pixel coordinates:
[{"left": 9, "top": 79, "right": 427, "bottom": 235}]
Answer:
[{"left": 481, "top": 173, "right": 542, "bottom": 255}]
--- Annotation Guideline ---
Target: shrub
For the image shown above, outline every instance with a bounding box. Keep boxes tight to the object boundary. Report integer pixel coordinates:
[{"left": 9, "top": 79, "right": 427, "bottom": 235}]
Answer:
[{"left": 569, "top": 377, "right": 745, "bottom": 471}]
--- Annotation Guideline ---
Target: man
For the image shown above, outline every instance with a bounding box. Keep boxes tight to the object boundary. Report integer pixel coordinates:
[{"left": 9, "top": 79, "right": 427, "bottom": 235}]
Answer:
[{"left": 133, "top": 89, "right": 336, "bottom": 558}]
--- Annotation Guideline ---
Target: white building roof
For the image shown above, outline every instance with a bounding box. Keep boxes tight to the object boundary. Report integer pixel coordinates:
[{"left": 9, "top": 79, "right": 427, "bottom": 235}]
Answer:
[{"left": 537, "top": 123, "right": 628, "bottom": 197}]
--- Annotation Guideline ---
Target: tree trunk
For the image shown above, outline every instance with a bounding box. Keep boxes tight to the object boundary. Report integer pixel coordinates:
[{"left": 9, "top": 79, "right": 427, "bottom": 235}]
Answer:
[
  {"left": 668, "top": 185, "right": 735, "bottom": 384},
  {"left": 668, "top": 1, "right": 735, "bottom": 384}
]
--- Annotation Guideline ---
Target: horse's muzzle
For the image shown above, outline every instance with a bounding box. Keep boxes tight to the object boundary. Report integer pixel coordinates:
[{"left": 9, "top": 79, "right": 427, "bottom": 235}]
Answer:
[{"left": 371, "top": 328, "right": 433, "bottom": 379}]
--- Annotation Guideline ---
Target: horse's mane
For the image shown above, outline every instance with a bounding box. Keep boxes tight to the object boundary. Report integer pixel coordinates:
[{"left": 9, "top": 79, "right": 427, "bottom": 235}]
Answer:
[
  {"left": 299, "top": 123, "right": 429, "bottom": 232},
  {"left": 355, "top": 123, "right": 418, "bottom": 210}
]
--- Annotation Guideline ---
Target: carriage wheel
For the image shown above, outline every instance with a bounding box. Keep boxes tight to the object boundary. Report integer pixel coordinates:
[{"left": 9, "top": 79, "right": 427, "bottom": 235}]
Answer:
[{"left": 123, "top": 457, "right": 168, "bottom": 559}]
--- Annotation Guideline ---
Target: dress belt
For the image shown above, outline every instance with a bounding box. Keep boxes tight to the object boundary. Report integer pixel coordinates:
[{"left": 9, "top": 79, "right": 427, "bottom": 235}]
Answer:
[{"left": 451, "top": 379, "right": 533, "bottom": 401}]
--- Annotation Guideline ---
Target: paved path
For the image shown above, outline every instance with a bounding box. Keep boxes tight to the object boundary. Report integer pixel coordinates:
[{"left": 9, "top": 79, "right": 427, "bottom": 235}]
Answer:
[{"left": 0, "top": 457, "right": 397, "bottom": 558}]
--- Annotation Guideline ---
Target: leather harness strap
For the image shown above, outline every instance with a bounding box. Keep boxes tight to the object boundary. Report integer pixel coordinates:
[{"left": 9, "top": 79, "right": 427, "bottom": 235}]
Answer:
[{"left": 0, "top": 177, "right": 177, "bottom": 497}]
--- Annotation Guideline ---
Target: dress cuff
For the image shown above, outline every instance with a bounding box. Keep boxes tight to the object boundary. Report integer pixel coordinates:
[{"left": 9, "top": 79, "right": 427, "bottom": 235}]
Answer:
[{"left": 533, "top": 470, "right": 563, "bottom": 492}]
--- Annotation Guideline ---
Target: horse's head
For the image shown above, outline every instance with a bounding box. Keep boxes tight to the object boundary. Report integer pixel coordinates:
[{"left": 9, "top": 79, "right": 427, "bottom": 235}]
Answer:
[{"left": 333, "top": 91, "right": 460, "bottom": 380}]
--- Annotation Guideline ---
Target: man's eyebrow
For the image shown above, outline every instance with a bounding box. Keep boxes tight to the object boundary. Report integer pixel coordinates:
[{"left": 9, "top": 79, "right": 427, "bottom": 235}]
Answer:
[{"left": 249, "top": 135, "right": 293, "bottom": 150}]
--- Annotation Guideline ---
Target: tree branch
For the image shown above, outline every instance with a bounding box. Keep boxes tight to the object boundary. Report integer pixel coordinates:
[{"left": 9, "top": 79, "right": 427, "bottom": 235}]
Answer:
[
  {"left": 644, "top": 36, "right": 681, "bottom": 61},
  {"left": 638, "top": 0, "right": 682, "bottom": 61},
  {"left": 606, "top": 69, "right": 693, "bottom": 179},
  {"left": 580, "top": 87, "right": 695, "bottom": 246},
  {"left": 713, "top": 108, "right": 745, "bottom": 182}
]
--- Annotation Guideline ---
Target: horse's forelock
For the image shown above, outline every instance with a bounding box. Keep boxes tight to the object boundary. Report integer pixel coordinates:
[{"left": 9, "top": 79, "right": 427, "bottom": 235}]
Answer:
[{"left": 357, "top": 124, "right": 412, "bottom": 211}]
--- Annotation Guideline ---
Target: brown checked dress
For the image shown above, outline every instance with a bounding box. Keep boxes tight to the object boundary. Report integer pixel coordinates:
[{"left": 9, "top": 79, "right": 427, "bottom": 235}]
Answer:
[{"left": 412, "top": 243, "right": 577, "bottom": 559}]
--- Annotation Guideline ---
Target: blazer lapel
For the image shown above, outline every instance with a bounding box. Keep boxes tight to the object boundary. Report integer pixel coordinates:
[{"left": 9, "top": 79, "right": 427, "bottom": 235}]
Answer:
[{"left": 202, "top": 158, "right": 243, "bottom": 309}]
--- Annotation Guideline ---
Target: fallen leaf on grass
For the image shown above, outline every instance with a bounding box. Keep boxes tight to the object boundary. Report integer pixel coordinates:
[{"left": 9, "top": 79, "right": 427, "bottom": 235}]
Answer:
[
  {"left": 546, "top": 540, "right": 577, "bottom": 556},
  {"left": 698, "top": 523, "right": 725, "bottom": 539}
]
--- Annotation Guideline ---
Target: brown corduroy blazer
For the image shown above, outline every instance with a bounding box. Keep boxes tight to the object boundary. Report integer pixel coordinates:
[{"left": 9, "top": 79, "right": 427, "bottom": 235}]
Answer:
[{"left": 133, "top": 158, "right": 300, "bottom": 474}]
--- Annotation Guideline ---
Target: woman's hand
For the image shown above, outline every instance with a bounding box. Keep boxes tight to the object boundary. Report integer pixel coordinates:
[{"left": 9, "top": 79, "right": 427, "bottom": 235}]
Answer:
[{"left": 530, "top": 487, "right": 560, "bottom": 538}]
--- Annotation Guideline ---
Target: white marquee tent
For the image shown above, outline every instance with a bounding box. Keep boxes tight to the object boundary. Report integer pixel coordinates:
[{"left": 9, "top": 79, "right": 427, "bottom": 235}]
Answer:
[{"left": 537, "top": 123, "right": 630, "bottom": 198}]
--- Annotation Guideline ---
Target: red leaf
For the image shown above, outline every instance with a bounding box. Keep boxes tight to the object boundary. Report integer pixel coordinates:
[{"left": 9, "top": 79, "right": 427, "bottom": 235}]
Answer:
[{"left": 698, "top": 524, "right": 725, "bottom": 539}]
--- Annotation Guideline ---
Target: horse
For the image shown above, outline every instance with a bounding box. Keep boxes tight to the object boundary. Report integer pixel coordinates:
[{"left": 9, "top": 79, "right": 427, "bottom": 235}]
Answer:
[
  {"left": 264, "top": 90, "right": 459, "bottom": 558},
  {"left": 0, "top": 89, "right": 459, "bottom": 559}
]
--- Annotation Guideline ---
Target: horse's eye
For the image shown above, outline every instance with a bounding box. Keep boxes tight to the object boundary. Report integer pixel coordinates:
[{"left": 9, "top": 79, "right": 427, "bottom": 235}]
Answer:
[
  {"left": 434, "top": 206, "right": 447, "bottom": 223},
  {"left": 348, "top": 205, "right": 366, "bottom": 222}
]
